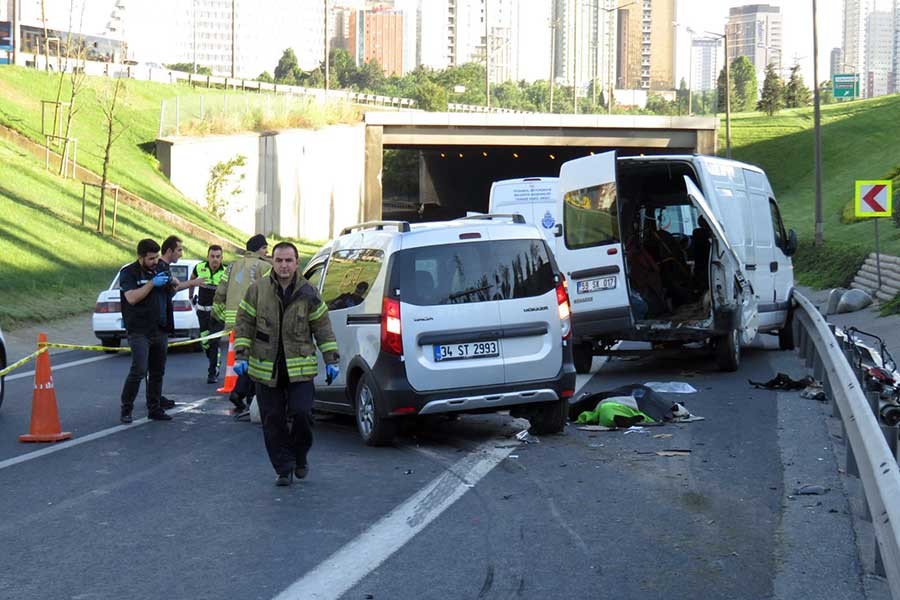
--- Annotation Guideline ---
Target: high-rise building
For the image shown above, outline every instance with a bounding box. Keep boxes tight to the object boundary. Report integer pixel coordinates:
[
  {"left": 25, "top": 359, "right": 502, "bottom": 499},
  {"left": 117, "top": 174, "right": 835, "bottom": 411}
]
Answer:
[
  {"left": 514, "top": 0, "right": 551, "bottom": 82},
  {"left": 444, "top": 0, "right": 515, "bottom": 83},
  {"left": 830, "top": 47, "right": 843, "bottom": 80},
  {"left": 893, "top": 0, "right": 900, "bottom": 92},
  {"left": 842, "top": 0, "right": 872, "bottom": 97},
  {"left": 419, "top": 0, "right": 450, "bottom": 69},
  {"left": 616, "top": 0, "right": 675, "bottom": 91},
  {"left": 725, "top": 4, "right": 782, "bottom": 91},
  {"left": 394, "top": 0, "right": 418, "bottom": 74},
  {"left": 866, "top": 10, "right": 893, "bottom": 97},
  {"left": 692, "top": 37, "right": 722, "bottom": 92},
  {"left": 349, "top": 7, "right": 404, "bottom": 76}
]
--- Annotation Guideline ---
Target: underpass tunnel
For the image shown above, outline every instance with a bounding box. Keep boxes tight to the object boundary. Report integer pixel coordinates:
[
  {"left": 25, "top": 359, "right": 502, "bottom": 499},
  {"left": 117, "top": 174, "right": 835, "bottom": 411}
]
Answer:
[{"left": 381, "top": 144, "right": 696, "bottom": 222}]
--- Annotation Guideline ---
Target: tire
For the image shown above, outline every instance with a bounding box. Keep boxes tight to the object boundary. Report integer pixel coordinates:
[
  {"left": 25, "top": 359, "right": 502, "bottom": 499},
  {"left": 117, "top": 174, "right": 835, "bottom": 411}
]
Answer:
[
  {"left": 354, "top": 373, "right": 397, "bottom": 446},
  {"left": 715, "top": 328, "right": 741, "bottom": 372},
  {"left": 100, "top": 337, "right": 121, "bottom": 354},
  {"left": 778, "top": 311, "right": 795, "bottom": 351},
  {"left": 573, "top": 342, "right": 593, "bottom": 374},
  {"left": 528, "top": 398, "right": 568, "bottom": 435}
]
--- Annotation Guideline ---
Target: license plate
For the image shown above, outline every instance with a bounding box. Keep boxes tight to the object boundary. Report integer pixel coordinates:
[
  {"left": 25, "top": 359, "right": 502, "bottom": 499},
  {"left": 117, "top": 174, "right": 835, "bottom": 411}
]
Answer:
[
  {"left": 433, "top": 340, "right": 500, "bottom": 362},
  {"left": 576, "top": 277, "right": 616, "bottom": 294}
]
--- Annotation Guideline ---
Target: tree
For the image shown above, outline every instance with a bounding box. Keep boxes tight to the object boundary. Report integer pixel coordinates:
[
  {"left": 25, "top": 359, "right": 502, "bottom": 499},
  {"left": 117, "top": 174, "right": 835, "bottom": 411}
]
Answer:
[
  {"left": 329, "top": 48, "right": 358, "bottom": 89},
  {"left": 756, "top": 63, "right": 784, "bottom": 116},
  {"left": 413, "top": 80, "right": 448, "bottom": 111},
  {"left": 676, "top": 77, "right": 690, "bottom": 115},
  {"left": 166, "top": 62, "right": 212, "bottom": 75},
  {"left": 819, "top": 80, "right": 835, "bottom": 104},
  {"left": 98, "top": 78, "right": 127, "bottom": 235},
  {"left": 206, "top": 154, "right": 246, "bottom": 218},
  {"left": 274, "top": 48, "right": 302, "bottom": 85},
  {"left": 257, "top": 71, "right": 274, "bottom": 83},
  {"left": 730, "top": 56, "right": 758, "bottom": 112},
  {"left": 783, "top": 64, "right": 811, "bottom": 108},
  {"left": 716, "top": 67, "right": 736, "bottom": 113}
]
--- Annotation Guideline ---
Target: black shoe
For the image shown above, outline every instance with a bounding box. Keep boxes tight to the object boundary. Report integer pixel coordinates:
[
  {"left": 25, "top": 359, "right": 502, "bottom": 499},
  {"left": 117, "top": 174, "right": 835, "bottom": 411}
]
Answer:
[
  {"left": 160, "top": 397, "right": 176, "bottom": 409},
  {"left": 294, "top": 465, "right": 308, "bottom": 480},
  {"left": 207, "top": 375, "right": 217, "bottom": 384},
  {"left": 275, "top": 473, "right": 292, "bottom": 486},
  {"left": 148, "top": 410, "right": 173, "bottom": 421},
  {"left": 229, "top": 392, "right": 247, "bottom": 413},
  {"left": 120, "top": 412, "right": 133, "bottom": 424}
]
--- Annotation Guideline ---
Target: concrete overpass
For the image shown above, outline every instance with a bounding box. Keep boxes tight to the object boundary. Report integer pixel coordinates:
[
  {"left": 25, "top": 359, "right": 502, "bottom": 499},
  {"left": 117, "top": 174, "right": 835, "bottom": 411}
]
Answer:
[{"left": 364, "top": 112, "right": 719, "bottom": 219}]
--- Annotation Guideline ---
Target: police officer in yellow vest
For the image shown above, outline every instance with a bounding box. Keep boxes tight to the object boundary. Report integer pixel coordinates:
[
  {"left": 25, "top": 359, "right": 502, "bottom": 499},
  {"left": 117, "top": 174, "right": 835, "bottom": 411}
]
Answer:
[
  {"left": 190, "top": 245, "right": 227, "bottom": 383},
  {"left": 233, "top": 241, "right": 340, "bottom": 486}
]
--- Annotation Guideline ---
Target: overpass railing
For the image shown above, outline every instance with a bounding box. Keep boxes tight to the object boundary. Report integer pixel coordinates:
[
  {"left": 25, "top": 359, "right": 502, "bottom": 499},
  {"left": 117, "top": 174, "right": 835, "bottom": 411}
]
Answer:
[
  {"left": 447, "top": 103, "right": 533, "bottom": 114},
  {"left": 793, "top": 291, "right": 900, "bottom": 598}
]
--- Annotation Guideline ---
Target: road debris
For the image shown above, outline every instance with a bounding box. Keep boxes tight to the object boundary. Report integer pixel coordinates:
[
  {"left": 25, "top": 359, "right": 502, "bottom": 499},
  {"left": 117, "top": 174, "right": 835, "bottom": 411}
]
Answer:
[
  {"left": 749, "top": 373, "right": 816, "bottom": 391},
  {"left": 794, "top": 484, "right": 830, "bottom": 495},
  {"left": 800, "top": 383, "right": 827, "bottom": 401},
  {"left": 644, "top": 381, "right": 698, "bottom": 394},
  {"left": 653, "top": 433, "right": 673, "bottom": 440},
  {"left": 516, "top": 429, "right": 540, "bottom": 444},
  {"left": 656, "top": 449, "right": 691, "bottom": 457}
]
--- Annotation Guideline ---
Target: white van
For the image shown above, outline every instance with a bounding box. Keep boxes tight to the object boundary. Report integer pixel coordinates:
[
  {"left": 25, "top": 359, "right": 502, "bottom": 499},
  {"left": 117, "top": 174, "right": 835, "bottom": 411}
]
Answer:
[
  {"left": 497, "top": 152, "right": 797, "bottom": 373},
  {"left": 489, "top": 177, "right": 560, "bottom": 246}
]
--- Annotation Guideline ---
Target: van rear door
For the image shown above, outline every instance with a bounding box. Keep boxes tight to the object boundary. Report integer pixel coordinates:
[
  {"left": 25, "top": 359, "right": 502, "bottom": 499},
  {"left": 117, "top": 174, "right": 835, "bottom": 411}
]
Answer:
[
  {"left": 684, "top": 177, "right": 759, "bottom": 343},
  {"left": 557, "top": 151, "right": 633, "bottom": 339}
]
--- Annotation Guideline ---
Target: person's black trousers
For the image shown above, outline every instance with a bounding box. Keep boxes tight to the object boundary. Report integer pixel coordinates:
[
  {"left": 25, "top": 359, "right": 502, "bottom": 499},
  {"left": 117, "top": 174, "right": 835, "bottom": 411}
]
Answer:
[
  {"left": 197, "top": 310, "right": 222, "bottom": 377},
  {"left": 255, "top": 380, "right": 315, "bottom": 475},
  {"left": 121, "top": 329, "right": 168, "bottom": 413}
]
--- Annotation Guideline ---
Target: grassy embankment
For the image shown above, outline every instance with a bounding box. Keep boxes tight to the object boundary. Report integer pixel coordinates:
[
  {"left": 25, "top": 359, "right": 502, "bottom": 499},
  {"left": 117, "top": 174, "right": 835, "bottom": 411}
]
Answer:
[
  {"left": 725, "top": 94, "right": 900, "bottom": 289},
  {"left": 0, "top": 67, "right": 324, "bottom": 329}
]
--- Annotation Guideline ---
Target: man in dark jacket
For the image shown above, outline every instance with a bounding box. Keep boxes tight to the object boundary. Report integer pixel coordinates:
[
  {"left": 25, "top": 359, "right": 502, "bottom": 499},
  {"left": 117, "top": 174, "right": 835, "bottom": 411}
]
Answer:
[{"left": 118, "top": 238, "right": 176, "bottom": 423}]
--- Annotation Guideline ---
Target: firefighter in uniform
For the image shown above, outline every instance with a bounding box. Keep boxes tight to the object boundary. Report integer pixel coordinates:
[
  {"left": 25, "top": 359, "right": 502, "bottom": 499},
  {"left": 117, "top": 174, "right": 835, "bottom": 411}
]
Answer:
[
  {"left": 211, "top": 234, "right": 271, "bottom": 412},
  {"left": 233, "top": 241, "right": 340, "bottom": 486},
  {"left": 190, "top": 245, "right": 227, "bottom": 383}
]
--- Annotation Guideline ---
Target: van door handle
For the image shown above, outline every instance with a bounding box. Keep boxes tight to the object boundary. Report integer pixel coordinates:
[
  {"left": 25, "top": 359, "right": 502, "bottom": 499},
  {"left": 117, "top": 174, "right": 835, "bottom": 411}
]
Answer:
[
  {"left": 770, "top": 261, "right": 779, "bottom": 272},
  {"left": 745, "top": 264, "right": 757, "bottom": 271}
]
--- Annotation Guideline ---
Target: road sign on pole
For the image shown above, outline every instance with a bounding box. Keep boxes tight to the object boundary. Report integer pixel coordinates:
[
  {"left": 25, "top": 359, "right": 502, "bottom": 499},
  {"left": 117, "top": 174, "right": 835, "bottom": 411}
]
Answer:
[
  {"left": 855, "top": 180, "right": 893, "bottom": 218},
  {"left": 856, "top": 180, "right": 893, "bottom": 288},
  {"left": 833, "top": 73, "right": 860, "bottom": 99}
]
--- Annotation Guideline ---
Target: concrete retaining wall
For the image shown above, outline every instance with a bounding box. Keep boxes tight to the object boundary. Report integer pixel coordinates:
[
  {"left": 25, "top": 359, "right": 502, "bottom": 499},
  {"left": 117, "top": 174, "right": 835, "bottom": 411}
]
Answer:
[
  {"left": 157, "top": 124, "right": 367, "bottom": 242},
  {"left": 851, "top": 253, "right": 900, "bottom": 302}
]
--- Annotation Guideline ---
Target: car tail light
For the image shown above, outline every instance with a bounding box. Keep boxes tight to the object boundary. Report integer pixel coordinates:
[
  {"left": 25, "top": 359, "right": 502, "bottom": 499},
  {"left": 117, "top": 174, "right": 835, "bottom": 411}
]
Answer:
[
  {"left": 172, "top": 300, "right": 193, "bottom": 312},
  {"left": 380, "top": 297, "right": 403, "bottom": 355},
  {"left": 556, "top": 278, "right": 571, "bottom": 340},
  {"left": 94, "top": 301, "right": 121, "bottom": 313},
  {"left": 390, "top": 406, "right": 417, "bottom": 416},
  {"left": 561, "top": 389, "right": 574, "bottom": 398}
]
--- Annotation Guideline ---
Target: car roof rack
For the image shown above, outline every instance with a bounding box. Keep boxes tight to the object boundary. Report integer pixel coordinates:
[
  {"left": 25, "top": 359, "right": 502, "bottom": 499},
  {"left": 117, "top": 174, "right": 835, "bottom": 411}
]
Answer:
[
  {"left": 454, "top": 213, "right": 526, "bottom": 224},
  {"left": 340, "top": 221, "right": 411, "bottom": 235}
]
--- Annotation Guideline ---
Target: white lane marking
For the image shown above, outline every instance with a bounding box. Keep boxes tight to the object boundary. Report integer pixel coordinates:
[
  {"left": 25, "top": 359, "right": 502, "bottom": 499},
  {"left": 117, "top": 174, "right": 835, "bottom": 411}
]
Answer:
[
  {"left": 6, "top": 354, "right": 116, "bottom": 382},
  {"left": 273, "top": 441, "right": 518, "bottom": 600},
  {"left": 0, "top": 397, "right": 216, "bottom": 471}
]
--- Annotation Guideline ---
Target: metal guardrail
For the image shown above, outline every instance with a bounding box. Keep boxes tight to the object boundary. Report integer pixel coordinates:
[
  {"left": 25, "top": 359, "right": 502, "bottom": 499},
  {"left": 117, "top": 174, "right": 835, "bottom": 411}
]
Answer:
[
  {"left": 447, "top": 102, "right": 532, "bottom": 114},
  {"left": 793, "top": 291, "right": 900, "bottom": 598}
]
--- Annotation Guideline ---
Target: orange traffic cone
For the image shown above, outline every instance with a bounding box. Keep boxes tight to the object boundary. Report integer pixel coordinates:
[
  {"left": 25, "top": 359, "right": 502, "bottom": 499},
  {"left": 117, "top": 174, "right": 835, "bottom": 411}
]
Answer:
[
  {"left": 19, "top": 333, "right": 72, "bottom": 443},
  {"left": 217, "top": 331, "right": 238, "bottom": 394}
]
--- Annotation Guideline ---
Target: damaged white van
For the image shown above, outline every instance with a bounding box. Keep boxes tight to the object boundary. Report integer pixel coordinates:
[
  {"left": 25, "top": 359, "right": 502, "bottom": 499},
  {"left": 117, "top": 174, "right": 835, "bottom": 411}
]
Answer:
[{"left": 496, "top": 152, "right": 797, "bottom": 373}]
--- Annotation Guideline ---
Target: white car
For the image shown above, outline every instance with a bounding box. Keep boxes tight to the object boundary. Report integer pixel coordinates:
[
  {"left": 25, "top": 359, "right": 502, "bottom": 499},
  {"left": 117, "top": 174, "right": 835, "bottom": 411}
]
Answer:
[
  {"left": 303, "top": 216, "right": 577, "bottom": 446},
  {"left": 92, "top": 260, "right": 201, "bottom": 350},
  {"left": 0, "top": 325, "right": 6, "bottom": 409}
]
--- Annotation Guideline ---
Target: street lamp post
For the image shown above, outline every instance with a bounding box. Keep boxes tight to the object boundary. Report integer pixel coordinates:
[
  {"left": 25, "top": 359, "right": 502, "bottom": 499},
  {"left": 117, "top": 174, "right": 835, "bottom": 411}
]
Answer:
[
  {"left": 812, "top": 0, "right": 823, "bottom": 245},
  {"left": 705, "top": 30, "right": 731, "bottom": 158},
  {"left": 324, "top": 0, "right": 330, "bottom": 92},
  {"left": 549, "top": 12, "right": 558, "bottom": 112}
]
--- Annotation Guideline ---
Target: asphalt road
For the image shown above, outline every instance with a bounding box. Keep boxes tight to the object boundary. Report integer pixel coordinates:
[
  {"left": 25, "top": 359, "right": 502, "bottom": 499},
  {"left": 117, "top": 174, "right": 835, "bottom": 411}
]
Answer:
[{"left": 0, "top": 342, "right": 888, "bottom": 600}]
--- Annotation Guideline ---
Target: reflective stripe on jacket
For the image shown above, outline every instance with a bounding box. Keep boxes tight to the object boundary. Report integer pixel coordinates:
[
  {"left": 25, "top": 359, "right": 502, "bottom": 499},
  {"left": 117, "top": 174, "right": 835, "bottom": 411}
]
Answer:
[
  {"left": 211, "top": 254, "right": 271, "bottom": 326},
  {"left": 234, "top": 271, "right": 339, "bottom": 386}
]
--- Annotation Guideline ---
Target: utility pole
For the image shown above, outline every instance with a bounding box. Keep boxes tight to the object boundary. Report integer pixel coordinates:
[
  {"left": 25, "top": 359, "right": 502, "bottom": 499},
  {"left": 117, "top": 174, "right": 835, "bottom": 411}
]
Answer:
[
  {"left": 549, "top": 7, "right": 557, "bottom": 112},
  {"left": 812, "top": 0, "right": 824, "bottom": 245},
  {"left": 40, "top": 0, "right": 49, "bottom": 72},
  {"left": 192, "top": 0, "right": 197, "bottom": 74},
  {"left": 485, "top": 0, "right": 491, "bottom": 107},
  {"left": 573, "top": 0, "right": 578, "bottom": 114},
  {"left": 11, "top": 0, "right": 17, "bottom": 66},
  {"left": 725, "top": 31, "right": 731, "bottom": 158},
  {"left": 591, "top": 0, "right": 598, "bottom": 108},
  {"left": 324, "top": 0, "right": 330, "bottom": 91},
  {"left": 230, "top": 0, "right": 236, "bottom": 78},
  {"left": 686, "top": 28, "right": 694, "bottom": 115}
]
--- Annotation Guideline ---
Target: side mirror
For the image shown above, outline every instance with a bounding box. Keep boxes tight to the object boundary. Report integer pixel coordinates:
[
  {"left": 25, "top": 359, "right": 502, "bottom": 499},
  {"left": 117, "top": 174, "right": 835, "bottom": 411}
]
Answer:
[
  {"left": 784, "top": 229, "right": 798, "bottom": 257},
  {"left": 554, "top": 224, "right": 563, "bottom": 238}
]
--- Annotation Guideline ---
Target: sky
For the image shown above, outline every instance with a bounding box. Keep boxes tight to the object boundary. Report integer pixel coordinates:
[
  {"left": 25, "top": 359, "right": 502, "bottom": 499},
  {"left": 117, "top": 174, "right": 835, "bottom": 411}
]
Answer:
[{"left": 674, "top": 0, "right": 852, "bottom": 87}]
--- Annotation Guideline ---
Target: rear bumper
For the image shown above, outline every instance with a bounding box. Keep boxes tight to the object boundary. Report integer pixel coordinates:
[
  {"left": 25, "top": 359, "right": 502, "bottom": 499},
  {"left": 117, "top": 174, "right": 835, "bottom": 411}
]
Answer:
[
  {"left": 369, "top": 348, "right": 576, "bottom": 417},
  {"left": 571, "top": 306, "right": 632, "bottom": 341}
]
